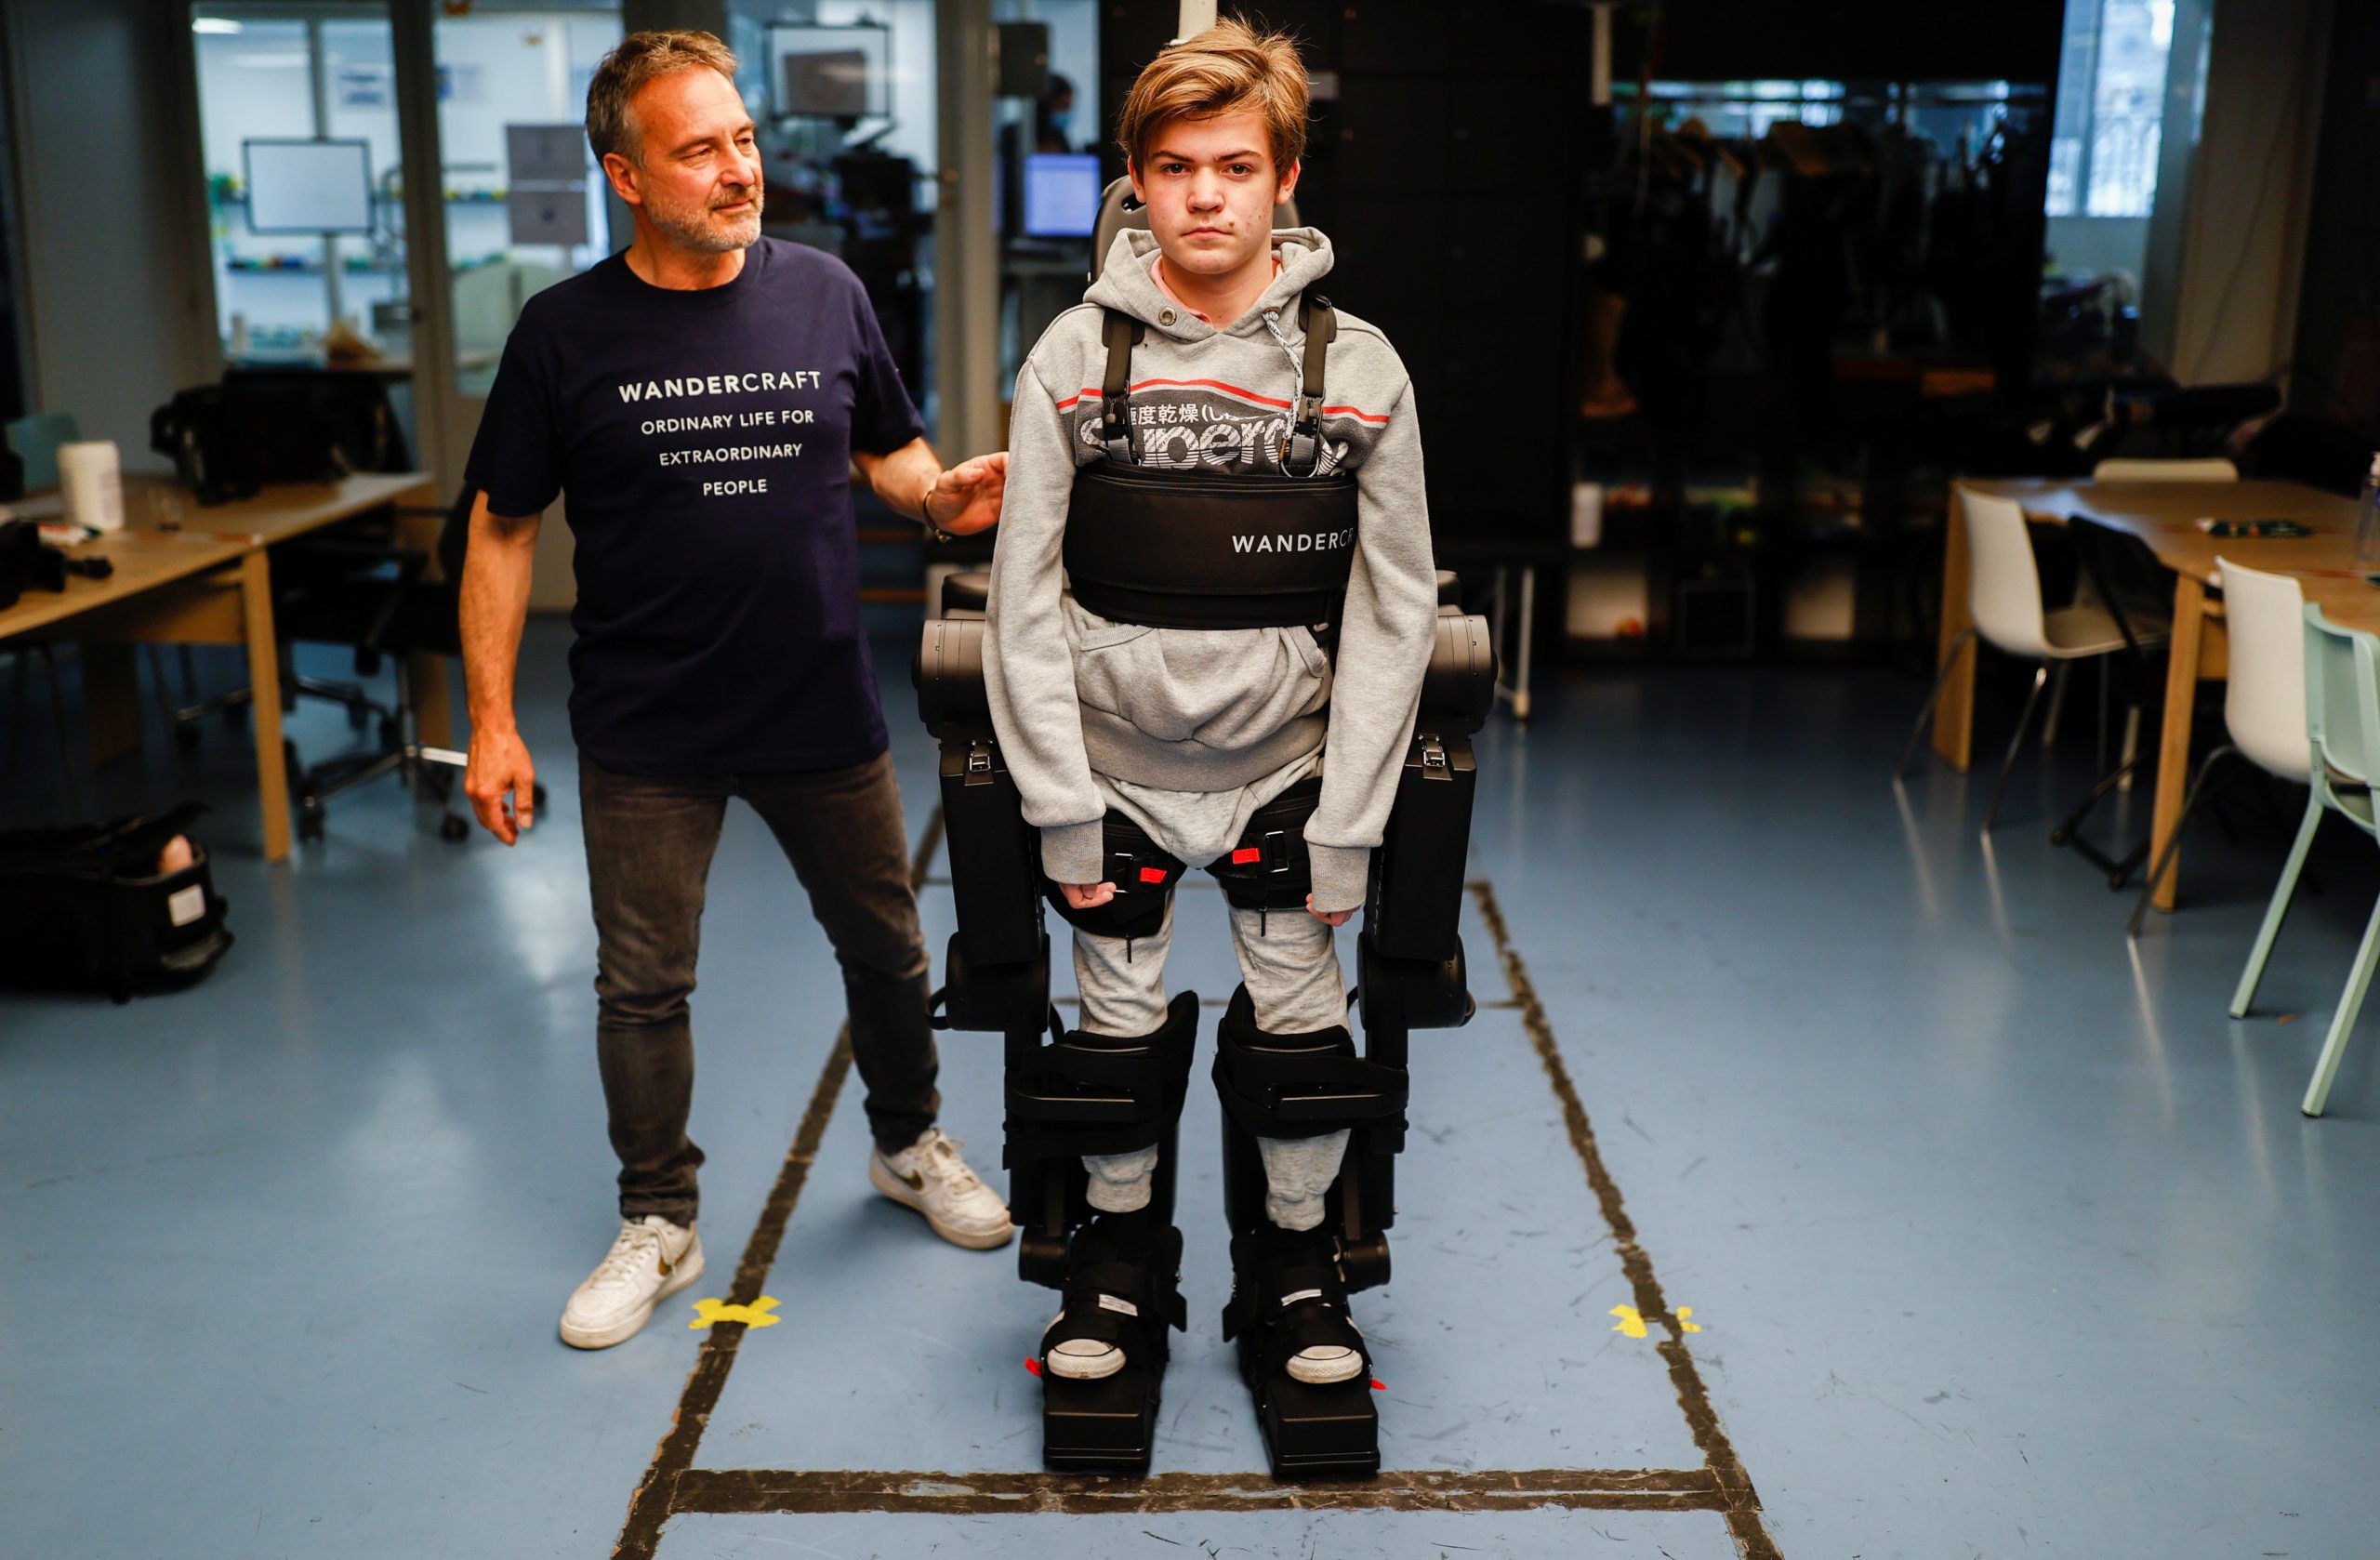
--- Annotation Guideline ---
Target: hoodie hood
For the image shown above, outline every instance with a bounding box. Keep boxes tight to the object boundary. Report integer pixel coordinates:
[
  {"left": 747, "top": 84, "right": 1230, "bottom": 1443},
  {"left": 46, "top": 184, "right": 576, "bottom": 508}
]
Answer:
[{"left": 1084, "top": 226, "right": 1336, "bottom": 339}]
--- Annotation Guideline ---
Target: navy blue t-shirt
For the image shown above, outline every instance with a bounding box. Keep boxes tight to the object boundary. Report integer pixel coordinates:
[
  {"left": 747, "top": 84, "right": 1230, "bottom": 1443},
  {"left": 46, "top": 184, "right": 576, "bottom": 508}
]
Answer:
[{"left": 463, "top": 239, "right": 924, "bottom": 776}]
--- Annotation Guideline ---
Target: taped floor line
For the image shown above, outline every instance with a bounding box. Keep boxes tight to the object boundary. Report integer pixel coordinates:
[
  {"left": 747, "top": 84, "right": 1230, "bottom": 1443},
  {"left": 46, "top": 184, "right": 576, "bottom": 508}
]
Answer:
[
  {"left": 669, "top": 1466, "right": 1726, "bottom": 1516},
  {"left": 615, "top": 821, "right": 1781, "bottom": 1558}
]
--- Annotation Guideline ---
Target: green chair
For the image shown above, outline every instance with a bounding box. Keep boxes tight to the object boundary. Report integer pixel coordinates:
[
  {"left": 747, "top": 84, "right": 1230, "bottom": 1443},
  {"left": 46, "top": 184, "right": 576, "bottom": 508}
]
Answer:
[
  {"left": 5, "top": 411, "right": 78, "bottom": 491},
  {"left": 2249, "top": 603, "right": 2380, "bottom": 1117}
]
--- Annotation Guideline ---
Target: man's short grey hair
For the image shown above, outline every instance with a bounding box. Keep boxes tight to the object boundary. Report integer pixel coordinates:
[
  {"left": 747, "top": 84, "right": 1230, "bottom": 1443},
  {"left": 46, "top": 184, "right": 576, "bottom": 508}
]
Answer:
[{"left": 585, "top": 30, "right": 740, "bottom": 164}]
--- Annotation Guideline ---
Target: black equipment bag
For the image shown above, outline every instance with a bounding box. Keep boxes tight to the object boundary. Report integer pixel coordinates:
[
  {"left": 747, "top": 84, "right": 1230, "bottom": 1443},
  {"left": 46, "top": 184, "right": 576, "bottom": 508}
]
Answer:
[
  {"left": 150, "top": 379, "right": 350, "bottom": 505},
  {"left": 0, "top": 807, "right": 234, "bottom": 1002},
  {"left": 0, "top": 516, "right": 70, "bottom": 610}
]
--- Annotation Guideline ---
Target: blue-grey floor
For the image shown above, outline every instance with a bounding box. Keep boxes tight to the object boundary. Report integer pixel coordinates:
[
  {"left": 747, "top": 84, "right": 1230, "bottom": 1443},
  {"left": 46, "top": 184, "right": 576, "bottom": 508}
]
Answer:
[{"left": 3, "top": 627, "right": 2375, "bottom": 1559}]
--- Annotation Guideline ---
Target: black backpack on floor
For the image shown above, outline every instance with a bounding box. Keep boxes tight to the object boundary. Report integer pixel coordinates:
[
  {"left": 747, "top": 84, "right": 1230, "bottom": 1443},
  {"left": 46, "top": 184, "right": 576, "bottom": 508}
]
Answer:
[{"left": 0, "top": 807, "right": 234, "bottom": 1002}]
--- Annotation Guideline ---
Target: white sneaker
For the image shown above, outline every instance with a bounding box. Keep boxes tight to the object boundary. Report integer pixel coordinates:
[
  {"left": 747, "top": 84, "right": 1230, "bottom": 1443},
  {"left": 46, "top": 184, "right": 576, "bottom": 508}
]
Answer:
[
  {"left": 559, "top": 1215, "right": 704, "bottom": 1350},
  {"left": 870, "top": 1128, "right": 1016, "bottom": 1249},
  {"left": 1043, "top": 1315, "right": 1126, "bottom": 1380},
  {"left": 1288, "top": 1341, "right": 1366, "bottom": 1385}
]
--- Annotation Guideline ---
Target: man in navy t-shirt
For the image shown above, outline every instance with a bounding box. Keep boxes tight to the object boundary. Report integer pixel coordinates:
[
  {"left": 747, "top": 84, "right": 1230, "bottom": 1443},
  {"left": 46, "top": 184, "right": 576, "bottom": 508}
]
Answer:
[{"left": 457, "top": 31, "right": 1015, "bottom": 1351}]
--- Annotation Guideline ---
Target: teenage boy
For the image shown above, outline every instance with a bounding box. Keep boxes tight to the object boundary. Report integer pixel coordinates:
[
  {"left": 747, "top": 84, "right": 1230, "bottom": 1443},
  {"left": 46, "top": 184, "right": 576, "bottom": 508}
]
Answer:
[{"left": 984, "top": 20, "right": 1439, "bottom": 1419}]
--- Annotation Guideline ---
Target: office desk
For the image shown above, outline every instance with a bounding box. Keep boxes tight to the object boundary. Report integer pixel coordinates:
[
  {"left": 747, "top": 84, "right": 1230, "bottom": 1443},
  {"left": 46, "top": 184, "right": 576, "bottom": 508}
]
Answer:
[
  {"left": 1932, "top": 478, "right": 2363, "bottom": 911},
  {"left": 0, "top": 472, "right": 443, "bottom": 862}
]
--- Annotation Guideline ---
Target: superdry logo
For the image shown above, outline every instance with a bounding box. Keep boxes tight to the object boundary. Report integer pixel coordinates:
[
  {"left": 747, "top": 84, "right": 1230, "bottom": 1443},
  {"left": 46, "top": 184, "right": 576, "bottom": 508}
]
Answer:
[
  {"left": 1078, "top": 398, "right": 1351, "bottom": 475},
  {"left": 1231, "top": 529, "right": 1355, "bottom": 554}
]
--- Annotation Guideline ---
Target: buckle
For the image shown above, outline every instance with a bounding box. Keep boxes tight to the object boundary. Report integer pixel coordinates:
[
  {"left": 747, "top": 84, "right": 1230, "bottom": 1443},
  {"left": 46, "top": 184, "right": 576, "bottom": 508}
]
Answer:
[
  {"left": 965, "top": 741, "right": 995, "bottom": 779},
  {"left": 1419, "top": 736, "right": 1448, "bottom": 774},
  {"left": 1263, "top": 827, "right": 1291, "bottom": 874}
]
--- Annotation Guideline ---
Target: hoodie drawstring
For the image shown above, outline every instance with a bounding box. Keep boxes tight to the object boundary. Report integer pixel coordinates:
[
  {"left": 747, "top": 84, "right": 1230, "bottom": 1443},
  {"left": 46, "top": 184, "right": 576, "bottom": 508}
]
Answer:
[{"left": 1260, "top": 307, "right": 1303, "bottom": 377}]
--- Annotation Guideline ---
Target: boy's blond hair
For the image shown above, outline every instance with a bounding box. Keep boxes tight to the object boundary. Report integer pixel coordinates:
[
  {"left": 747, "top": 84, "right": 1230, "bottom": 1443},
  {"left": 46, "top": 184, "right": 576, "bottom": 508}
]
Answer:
[{"left": 1115, "top": 18, "right": 1310, "bottom": 178}]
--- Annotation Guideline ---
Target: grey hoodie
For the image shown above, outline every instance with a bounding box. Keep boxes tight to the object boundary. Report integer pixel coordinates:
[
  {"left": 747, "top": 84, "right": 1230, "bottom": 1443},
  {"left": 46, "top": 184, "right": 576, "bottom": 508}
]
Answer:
[{"left": 982, "top": 227, "right": 1439, "bottom": 913}]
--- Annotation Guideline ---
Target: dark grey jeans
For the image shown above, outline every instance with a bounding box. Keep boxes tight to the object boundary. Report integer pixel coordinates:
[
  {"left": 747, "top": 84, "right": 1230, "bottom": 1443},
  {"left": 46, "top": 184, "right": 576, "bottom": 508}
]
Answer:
[{"left": 579, "top": 748, "right": 941, "bottom": 1223}]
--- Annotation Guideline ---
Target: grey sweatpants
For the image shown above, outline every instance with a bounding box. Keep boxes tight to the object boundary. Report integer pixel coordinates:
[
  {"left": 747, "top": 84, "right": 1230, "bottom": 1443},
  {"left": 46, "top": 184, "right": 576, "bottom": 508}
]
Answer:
[{"left": 1073, "top": 750, "right": 1351, "bottom": 1233}]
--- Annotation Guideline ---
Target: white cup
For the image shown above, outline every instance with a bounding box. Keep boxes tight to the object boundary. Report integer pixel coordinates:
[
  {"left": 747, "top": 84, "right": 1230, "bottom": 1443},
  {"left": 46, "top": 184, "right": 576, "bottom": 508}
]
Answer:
[
  {"left": 1570, "top": 482, "right": 1604, "bottom": 549},
  {"left": 59, "top": 440, "right": 126, "bottom": 533}
]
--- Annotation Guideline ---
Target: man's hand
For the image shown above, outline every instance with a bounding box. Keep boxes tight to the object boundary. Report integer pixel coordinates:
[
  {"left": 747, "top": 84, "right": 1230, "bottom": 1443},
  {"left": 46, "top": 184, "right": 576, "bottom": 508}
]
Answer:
[
  {"left": 923, "top": 451, "right": 1007, "bottom": 536},
  {"left": 466, "top": 725, "right": 537, "bottom": 845},
  {"left": 1305, "top": 893, "right": 1354, "bottom": 928},
  {"left": 1061, "top": 880, "right": 1116, "bottom": 910}
]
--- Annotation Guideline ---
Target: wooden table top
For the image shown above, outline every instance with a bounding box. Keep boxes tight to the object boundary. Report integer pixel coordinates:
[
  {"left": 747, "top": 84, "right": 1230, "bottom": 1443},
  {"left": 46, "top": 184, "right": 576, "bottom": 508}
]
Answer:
[
  {"left": 0, "top": 471, "right": 437, "bottom": 641},
  {"left": 1960, "top": 476, "right": 2380, "bottom": 631},
  {"left": 142, "top": 471, "right": 440, "bottom": 546}
]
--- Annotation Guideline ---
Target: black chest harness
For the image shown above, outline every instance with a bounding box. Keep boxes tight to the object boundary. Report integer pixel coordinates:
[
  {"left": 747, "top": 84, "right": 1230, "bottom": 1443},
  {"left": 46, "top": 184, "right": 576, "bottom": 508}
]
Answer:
[{"left": 1061, "top": 295, "right": 1359, "bottom": 633}]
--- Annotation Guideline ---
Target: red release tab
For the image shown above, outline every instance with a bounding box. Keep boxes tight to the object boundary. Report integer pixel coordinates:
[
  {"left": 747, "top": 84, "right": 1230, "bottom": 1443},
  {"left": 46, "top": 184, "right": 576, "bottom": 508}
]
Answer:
[
  {"left": 1138, "top": 866, "right": 1167, "bottom": 884},
  {"left": 1369, "top": 1379, "right": 1386, "bottom": 1392},
  {"left": 1025, "top": 1357, "right": 1042, "bottom": 1377},
  {"left": 1231, "top": 847, "right": 1262, "bottom": 865}
]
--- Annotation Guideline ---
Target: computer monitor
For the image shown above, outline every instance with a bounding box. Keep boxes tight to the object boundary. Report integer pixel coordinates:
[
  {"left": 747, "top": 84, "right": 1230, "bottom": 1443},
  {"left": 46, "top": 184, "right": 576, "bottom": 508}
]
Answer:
[
  {"left": 244, "top": 139, "right": 373, "bottom": 234},
  {"left": 769, "top": 23, "right": 889, "bottom": 121},
  {"left": 1023, "top": 153, "right": 1100, "bottom": 239}
]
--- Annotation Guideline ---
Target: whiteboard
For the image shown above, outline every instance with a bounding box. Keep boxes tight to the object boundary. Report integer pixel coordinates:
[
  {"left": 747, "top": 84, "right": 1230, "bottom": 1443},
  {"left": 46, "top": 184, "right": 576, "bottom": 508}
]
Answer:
[{"left": 244, "top": 139, "right": 373, "bottom": 234}]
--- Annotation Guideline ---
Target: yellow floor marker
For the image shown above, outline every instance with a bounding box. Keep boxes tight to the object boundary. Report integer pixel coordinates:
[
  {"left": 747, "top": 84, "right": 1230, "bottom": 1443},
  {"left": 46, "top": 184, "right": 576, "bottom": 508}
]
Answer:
[
  {"left": 690, "top": 1296, "right": 781, "bottom": 1329},
  {"left": 1610, "top": 1303, "right": 1704, "bottom": 1337}
]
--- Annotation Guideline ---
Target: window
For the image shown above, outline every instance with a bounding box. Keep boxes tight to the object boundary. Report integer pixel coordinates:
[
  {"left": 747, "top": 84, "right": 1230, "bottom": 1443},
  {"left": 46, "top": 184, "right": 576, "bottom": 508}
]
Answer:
[
  {"left": 1623, "top": 80, "right": 1847, "bottom": 139},
  {"left": 191, "top": 7, "right": 405, "bottom": 359},
  {"left": 2046, "top": 0, "right": 2176, "bottom": 218}
]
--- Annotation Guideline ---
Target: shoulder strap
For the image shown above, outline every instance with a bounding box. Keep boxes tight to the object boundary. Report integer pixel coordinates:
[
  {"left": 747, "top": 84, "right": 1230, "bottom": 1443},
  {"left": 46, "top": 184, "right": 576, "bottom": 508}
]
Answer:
[
  {"left": 1285, "top": 294, "right": 1336, "bottom": 477},
  {"left": 1100, "top": 309, "right": 1144, "bottom": 464}
]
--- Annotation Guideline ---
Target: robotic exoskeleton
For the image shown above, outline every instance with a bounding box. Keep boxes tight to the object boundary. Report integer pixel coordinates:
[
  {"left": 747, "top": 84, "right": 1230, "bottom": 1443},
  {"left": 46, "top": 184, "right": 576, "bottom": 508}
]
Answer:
[{"left": 915, "top": 295, "right": 1494, "bottom": 1480}]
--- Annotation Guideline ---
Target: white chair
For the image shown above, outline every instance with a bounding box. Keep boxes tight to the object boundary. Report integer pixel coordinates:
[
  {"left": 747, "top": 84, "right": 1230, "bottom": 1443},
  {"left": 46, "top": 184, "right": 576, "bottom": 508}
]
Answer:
[
  {"left": 2206, "top": 602, "right": 2380, "bottom": 1117},
  {"left": 1898, "top": 488, "right": 2158, "bottom": 832},
  {"left": 2090, "top": 457, "right": 2240, "bottom": 483},
  {"left": 2130, "top": 559, "right": 2309, "bottom": 939}
]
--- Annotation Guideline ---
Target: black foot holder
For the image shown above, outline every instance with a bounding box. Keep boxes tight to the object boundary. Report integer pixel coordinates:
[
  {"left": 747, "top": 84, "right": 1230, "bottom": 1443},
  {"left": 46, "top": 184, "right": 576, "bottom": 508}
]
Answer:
[
  {"left": 1223, "top": 1227, "right": 1381, "bottom": 1479},
  {"left": 1250, "top": 1372, "right": 1379, "bottom": 1479},
  {"left": 1038, "top": 1216, "right": 1186, "bottom": 1473},
  {"left": 998, "top": 996, "right": 1199, "bottom": 1475}
]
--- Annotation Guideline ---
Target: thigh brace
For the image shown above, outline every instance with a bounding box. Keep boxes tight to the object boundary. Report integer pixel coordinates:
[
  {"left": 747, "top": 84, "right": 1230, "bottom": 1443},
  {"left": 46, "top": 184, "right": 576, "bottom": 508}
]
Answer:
[
  {"left": 1206, "top": 776, "right": 1322, "bottom": 912},
  {"left": 1041, "top": 811, "right": 1183, "bottom": 942},
  {"left": 1211, "top": 985, "right": 1409, "bottom": 1147},
  {"left": 1006, "top": 991, "right": 1200, "bottom": 1166}
]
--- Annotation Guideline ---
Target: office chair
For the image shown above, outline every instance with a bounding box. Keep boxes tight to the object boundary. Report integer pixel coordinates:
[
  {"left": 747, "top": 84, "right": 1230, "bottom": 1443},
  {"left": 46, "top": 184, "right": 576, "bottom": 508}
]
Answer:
[
  {"left": 273, "top": 485, "right": 541, "bottom": 843},
  {"left": 165, "top": 370, "right": 417, "bottom": 744},
  {"left": 1897, "top": 490, "right": 2155, "bottom": 833},
  {"left": 2046, "top": 518, "right": 2176, "bottom": 886},
  {"left": 2259, "top": 604, "right": 2380, "bottom": 1117},
  {"left": 2129, "top": 558, "right": 2312, "bottom": 938}
]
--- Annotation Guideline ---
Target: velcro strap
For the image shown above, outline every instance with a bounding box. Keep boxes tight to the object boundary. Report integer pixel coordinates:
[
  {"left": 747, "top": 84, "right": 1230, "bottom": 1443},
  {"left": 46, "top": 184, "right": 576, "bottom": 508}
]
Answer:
[
  {"left": 1071, "top": 1258, "right": 1187, "bottom": 1332},
  {"left": 1223, "top": 1248, "right": 1361, "bottom": 1352},
  {"left": 1005, "top": 996, "right": 1200, "bottom": 1164},
  {"left": 1031, "top": 1036, "right": 1189, "bottom": 1095},
  {"left": 1213, "top": 1014, "right": 1409, "bottom": 1138},
  {"left": 1222, "top": 1048, "right": 1408, "bottom": 1117}
]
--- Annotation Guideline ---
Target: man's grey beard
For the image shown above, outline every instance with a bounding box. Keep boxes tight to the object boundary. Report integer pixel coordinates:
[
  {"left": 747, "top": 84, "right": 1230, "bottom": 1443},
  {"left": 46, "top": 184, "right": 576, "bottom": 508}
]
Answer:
[{"left": 649, "top": 187, "right": 763, "bottom": 254}]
